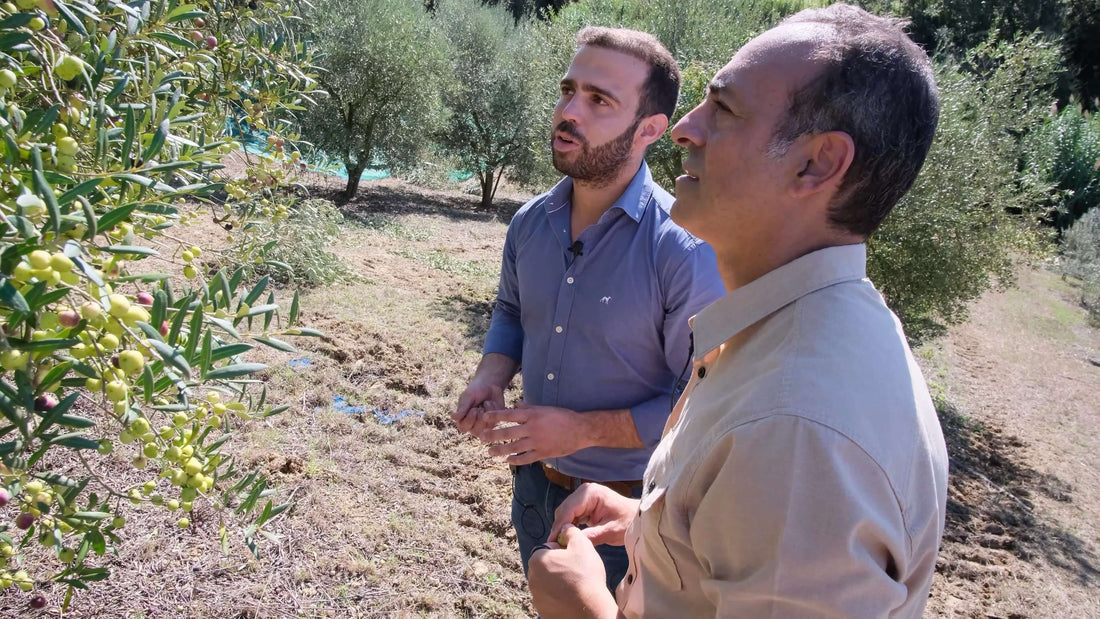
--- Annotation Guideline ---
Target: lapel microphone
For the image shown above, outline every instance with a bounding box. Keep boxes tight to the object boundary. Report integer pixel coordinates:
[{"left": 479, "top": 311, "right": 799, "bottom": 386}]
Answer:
[{"left": 568, "top": 240, "right": 584, "bottom": 259}]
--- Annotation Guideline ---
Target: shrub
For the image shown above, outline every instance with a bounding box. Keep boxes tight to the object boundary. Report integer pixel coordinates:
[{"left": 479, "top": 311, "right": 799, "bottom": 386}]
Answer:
[
  {"left": 1023, "top": 103, "right": 1100, "bottom": 230},
  {"left": 1064, "top": 0, "right": 1100, "bottom": 110},
  {"left": 1061, "top": 208, "right": 1100, "bottom": 325},
  {"left": 553, "top": 0, "right": 805, "bottom": 64},
  {"left": 0, "top": 0, "right": 318, "bottom": 605},
  {"left": 400, "top": 158, "right": 464, "bottom": 193},
  {"left": 868, "top": 35, "right": 1061, "bottom": 340},
  {"left": 230, "top": 198, "right": 356, "bottom": 287},
  {"left": 856, "top": 0, "right": 1064, "bottom": 53}
]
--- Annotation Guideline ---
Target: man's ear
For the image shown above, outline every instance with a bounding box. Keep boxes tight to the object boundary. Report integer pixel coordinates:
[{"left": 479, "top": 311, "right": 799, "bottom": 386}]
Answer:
[
  {"left": 790, "top": 130, "right": 855, "bottom": 198},
  {"left": 636, "top": 114, "right": 670, "bottom": 148}
]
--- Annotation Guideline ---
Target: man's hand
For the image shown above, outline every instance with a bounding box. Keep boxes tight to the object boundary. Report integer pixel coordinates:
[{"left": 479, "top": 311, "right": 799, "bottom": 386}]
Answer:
[
  {"left": 529, "top": 525, "right": 620, "bottom": 619},
  {"left": 452, "top": 382, "right": 505, "bottom": 436},
  {"left": 478, "top": 400, "right": 588, "bottom": 465},
  {"left": 453, "top": 353, "right": 517, "bottom": 437},
  {"left": 550, "top": 482, "right": 639, "bottom": 548}
]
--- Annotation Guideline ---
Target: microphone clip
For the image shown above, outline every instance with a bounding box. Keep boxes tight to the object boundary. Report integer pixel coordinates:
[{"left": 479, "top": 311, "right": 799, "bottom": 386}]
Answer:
[{"left": 568, "top": 240, "right": 584, "bottom": 259}]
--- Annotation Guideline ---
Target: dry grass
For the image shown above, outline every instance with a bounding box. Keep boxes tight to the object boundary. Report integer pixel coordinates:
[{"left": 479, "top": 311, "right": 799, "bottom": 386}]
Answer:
[
  {"left": 922, "top": 267, "right": 1100, "bottom": 617},
  {"left": 2, "top": 176, "right": 1097, "bottom": 617},
  {"left": 0, "top": 176, "right": 530, "bottom": 618}
]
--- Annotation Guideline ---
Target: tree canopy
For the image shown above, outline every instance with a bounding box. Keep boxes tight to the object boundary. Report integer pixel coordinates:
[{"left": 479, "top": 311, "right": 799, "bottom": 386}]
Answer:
[
  {"left": 301, "top": 0, "right": 446, "bottom": 201},
  {"left": 435, "top": 0, "right": 557, "bottom": 213}
]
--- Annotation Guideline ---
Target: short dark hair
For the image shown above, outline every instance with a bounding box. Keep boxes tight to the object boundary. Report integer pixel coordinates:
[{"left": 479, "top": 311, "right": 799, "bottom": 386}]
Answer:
[
  {"left": 576, "top": 26, "right": 681, "bottom": 121},
  {"left": 770, "top": 3, "right": 940, "bottom": 237}
]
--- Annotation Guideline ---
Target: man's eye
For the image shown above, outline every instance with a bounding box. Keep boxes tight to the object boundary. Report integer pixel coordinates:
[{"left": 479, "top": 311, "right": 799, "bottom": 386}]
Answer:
[{"left": 593, "top": 95, "right": 608, "bottom": 106}]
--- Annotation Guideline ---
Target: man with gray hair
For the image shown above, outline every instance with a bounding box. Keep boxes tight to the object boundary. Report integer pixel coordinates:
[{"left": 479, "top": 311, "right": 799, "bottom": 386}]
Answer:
[{"left": 527, "top": 4, "right": 949, "bottom": 616}]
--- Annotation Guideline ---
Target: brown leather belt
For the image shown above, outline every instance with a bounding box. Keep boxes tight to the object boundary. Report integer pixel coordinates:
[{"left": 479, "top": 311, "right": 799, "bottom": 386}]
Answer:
[{"left": 541, "top": 462, "right": 643, "bottom": 498}]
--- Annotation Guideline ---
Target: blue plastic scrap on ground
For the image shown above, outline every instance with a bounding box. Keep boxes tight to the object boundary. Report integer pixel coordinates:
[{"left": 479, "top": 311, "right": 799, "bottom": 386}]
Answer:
[
  {"left": 330, "top": 395, "right": 367, "bottom": 414},
  {"left": 288, "top": 357, "right": 312, "bottom": 369},
  {"left": 327, "top": 395, "right": 424, "bottom": 425}
]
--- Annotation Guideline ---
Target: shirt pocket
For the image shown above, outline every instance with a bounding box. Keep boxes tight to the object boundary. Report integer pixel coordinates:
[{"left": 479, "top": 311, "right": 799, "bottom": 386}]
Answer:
[{"left": 637, "top": 485, "right": 683, "bottom": 591}]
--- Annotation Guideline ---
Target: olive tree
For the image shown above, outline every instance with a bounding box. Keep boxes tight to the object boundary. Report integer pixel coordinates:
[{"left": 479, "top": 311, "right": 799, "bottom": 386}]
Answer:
[
  {"left": 435, "top": 0, "right": 556, "bottom": 213},
  {"left": 0, "top": 0, "right": 318, "bottom": 607},
  {"left": 301, "top": 0, "right": 446, "bottom": 202},
  {"left": 868, "top": 36, "right": 1062, "bottom": 340}
]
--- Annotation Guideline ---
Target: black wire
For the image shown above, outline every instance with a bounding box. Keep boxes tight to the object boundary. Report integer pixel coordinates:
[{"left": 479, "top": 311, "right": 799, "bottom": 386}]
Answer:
[
  {"left": 670, "top": 332, "right": 695, "bottom": 413},
  {"left": 511, "top": 464, "right": 548, "bottom": 541}
]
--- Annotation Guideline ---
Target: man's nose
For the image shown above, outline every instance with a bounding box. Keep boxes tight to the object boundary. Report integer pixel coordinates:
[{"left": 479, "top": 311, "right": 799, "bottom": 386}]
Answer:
[
  {"left": 559, "top": 96, "right": 583, "bottom": 125},
  {"left": 671, "top": 106, "right": 704, "bottom": 147}
]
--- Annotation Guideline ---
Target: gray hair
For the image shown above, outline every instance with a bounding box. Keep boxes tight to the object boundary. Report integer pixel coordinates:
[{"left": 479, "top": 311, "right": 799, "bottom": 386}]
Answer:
[{"left": 769, "top": 3, "right": 940, "bottom": 237}]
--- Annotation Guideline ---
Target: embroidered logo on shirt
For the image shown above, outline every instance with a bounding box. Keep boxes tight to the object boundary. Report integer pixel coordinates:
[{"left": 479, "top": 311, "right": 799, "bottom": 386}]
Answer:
[{"left": 600, "top": 296, "right": 612, "bottom": 305}]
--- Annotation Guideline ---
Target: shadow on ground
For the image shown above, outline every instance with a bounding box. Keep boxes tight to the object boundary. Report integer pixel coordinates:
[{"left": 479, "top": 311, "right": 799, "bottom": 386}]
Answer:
[
  {"left": 937, "top": 400, "right": 1099, "bottom": 586},
  {"left": 315, "top": 183, "right": 526, "bottom": 225},
  {"left": 430, "top": 291, "right": 497, "bottom": 353}
]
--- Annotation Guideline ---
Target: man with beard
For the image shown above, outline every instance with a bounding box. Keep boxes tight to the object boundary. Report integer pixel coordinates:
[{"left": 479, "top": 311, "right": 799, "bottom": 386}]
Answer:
[{"left": 452, "top": 27, "right": 724, "bottom": 592}]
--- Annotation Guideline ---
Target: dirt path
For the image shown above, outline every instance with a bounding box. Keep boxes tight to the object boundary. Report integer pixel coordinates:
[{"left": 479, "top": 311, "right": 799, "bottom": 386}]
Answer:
[{"left": 922, "top": 268, "right": 1100, "bottom": 617}]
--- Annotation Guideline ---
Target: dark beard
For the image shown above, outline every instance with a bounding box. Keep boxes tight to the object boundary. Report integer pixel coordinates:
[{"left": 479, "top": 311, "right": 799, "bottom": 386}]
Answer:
[{"left": 552, "top": 118, "right": 639, "bottom": 186}]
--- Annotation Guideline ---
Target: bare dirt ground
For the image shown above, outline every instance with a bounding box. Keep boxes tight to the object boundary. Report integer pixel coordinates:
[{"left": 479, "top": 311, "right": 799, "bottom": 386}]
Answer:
[
  {"left": 2, "top": 175, "right": 1097, "bottom": 617},
  {"left": 921, "top": 268, "right": 1100, "bottom": 618}
]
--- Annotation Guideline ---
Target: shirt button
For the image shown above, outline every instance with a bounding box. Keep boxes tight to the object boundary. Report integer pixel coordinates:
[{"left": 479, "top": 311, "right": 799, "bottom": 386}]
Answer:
[
  {"left": 555, "top": 326, "right": 563, "bottom": 333},
  {"left": 566, "top": 277, "right": 574, "bottom": 284},
  {"left": 697, "top": 366, "right": 707, "bottom": 379},
  {"left": 626, "top": 573, "right": 634, "bottom": 585},
  {"left": 547, "top": 373, "right": 555, "bottom": 381},
  {"left": 647, "top": 481, "right": 656, "bottom": 493}
]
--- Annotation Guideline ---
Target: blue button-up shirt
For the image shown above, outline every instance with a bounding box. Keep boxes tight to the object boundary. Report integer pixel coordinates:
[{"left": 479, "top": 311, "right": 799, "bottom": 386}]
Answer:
[{"left": 484, "top": 162, "right": 725, "bottom": 481}]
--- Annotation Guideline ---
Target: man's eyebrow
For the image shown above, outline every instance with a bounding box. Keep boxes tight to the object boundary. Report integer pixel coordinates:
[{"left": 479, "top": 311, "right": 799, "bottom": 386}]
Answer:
[
  {"left": 708, "top": 80, "right": 732, "bottom": 98},
  {"left": 708, "top": 80, "right": 742, "bottom": 107},
  {"left": 561, "top": 78, "right": 621, "bottom": 105}
]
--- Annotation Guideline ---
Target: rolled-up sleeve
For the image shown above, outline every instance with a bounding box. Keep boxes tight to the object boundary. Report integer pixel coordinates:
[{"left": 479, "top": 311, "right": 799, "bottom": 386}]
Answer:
[
  {"left": 629, "top": 395, "right": 675, "bottom": 448},
  {"left": 663, "top": 240, "right": 724, "bottom": 374},
  {"left": 689, "top": 415, "right": 912, "bottom": 617},
  {"left": 483, "top": 218, "right": 523, "bottom": 362}
]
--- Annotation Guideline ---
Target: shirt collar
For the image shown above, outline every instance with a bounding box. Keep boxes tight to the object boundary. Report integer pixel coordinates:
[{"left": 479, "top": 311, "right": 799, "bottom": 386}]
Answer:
[
  {"left": 611, "top": 162, "right": 653, "bottom": 222},
  {"left": 543, "top": 161, "right": 654, "bottom": 223},
  {"left": 692, "top": 244, "right": 868, "bottom": 358}
]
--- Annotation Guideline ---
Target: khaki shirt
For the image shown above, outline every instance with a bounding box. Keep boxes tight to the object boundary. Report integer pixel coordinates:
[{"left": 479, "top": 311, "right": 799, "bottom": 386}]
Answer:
[{"left": 618, "top": 244, "right": 948, "bottom": 618}]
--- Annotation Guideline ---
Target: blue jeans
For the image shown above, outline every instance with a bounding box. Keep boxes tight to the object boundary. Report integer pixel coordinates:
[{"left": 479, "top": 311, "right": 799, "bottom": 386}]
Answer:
[{"left": 511, "top": 463, "right": 638, "bottom": 594}]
